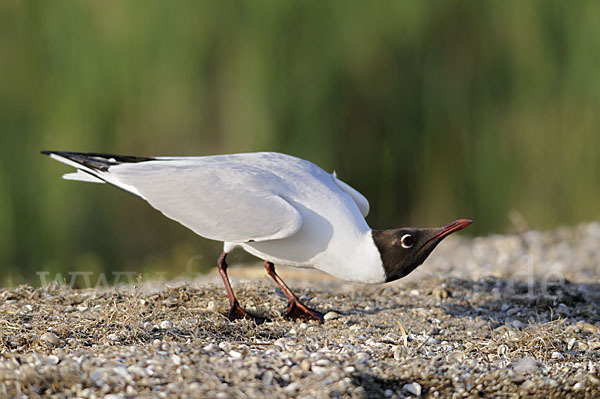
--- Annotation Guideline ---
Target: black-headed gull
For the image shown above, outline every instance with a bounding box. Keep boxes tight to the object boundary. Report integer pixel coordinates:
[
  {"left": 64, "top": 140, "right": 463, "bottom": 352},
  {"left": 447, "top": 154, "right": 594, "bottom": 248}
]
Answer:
[{"left": 42, "top": 151, "right": 472, "bottom": 323}]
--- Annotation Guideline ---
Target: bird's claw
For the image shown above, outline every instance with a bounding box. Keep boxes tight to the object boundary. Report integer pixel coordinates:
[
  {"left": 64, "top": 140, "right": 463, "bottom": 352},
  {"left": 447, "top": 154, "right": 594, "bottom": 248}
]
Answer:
[{"left": 283, "top": 300, "right": 324, "bottom": 323}]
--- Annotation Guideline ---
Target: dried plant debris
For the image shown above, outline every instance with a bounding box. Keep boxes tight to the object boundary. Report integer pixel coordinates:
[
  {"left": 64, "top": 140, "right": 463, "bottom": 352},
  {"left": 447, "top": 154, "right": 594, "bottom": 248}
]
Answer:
[{"left": 1, "top": 223, "right": 600, "bottom": 398}]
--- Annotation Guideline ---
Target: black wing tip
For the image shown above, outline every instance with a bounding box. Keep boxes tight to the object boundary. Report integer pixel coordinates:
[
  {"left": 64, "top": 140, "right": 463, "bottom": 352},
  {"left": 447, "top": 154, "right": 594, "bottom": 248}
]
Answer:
[
  {"left": 41, "top": 150, "right": 75, "bottom": 157},
  {"left": 41, "top": 150, "right": 154, "bottom": 173},
  {"left": 40, "top": 150, "right": 154, "bottom": 162}
]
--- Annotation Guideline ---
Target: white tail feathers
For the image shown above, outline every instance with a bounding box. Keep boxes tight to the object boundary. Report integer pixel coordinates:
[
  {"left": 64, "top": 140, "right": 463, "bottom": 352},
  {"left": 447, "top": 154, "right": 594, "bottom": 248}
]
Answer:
[
  {"left": 45, "top": 151, "right": 142, "bottom": 197},
  {"left": 62, "top": 170, "right": 105, "bottom": 183}
]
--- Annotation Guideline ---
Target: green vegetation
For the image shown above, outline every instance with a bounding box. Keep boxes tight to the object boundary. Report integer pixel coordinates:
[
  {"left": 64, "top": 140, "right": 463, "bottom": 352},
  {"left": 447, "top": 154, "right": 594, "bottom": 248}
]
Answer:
[{"left": 1, "top": 1, "right": 599, "bottom": 283}]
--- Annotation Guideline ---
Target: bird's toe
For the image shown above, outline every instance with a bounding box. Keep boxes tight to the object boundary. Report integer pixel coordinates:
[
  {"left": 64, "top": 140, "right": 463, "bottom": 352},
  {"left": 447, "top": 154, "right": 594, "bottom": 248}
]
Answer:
[{"left": 283, "top": 300, "right": 324, "bottom": 324}]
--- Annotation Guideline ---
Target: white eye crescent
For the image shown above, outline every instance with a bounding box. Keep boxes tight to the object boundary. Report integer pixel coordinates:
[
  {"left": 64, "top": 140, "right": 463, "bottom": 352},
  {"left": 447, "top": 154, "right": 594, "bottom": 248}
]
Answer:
[{"left": 401, "top": 234, "right": 415, "bottom": 249}]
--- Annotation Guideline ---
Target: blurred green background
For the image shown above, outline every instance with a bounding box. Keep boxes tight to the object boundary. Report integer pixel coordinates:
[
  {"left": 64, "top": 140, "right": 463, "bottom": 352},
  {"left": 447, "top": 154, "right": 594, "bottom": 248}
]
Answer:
[{"left": 1, "top": 1, "right": 599, "bottom": 285}]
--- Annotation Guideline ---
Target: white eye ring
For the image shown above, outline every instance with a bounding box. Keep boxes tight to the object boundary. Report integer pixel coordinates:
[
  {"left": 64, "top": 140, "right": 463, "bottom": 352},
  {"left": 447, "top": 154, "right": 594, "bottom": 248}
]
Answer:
[{"left": 401, "top": 234, "right": 415, "bottom": 249}]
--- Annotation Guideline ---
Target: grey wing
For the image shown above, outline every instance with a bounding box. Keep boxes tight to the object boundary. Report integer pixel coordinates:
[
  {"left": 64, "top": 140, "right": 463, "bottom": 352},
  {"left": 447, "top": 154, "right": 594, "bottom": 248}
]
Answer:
[
  {"left": 110, "top": 161, "right": 303, "bottom": 243},
  {"left": 332, "top": 173, "right": 370, "bottom": 217}
]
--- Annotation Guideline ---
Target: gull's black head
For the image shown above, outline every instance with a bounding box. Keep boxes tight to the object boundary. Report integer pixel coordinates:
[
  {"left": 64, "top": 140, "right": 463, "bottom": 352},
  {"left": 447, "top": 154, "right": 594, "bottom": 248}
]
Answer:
[{"left": 372, "top": 219, "right": 473, "bottom": 282}]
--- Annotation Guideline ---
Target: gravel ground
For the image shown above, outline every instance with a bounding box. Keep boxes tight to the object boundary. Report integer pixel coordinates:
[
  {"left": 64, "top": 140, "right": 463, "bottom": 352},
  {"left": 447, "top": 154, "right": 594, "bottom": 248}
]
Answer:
[{"left": 1, "top": 223, "right": 600, "bottom": 398}]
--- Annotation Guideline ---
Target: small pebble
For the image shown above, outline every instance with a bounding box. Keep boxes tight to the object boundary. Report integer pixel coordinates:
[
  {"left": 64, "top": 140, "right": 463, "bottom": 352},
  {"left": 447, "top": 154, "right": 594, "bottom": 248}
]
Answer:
[
  {"left": 315, "top": 358, "right": 330, "bottom": 366},
  {"left": 107, "top": 333, "right": 119, "bottom": 342},
  {"left": 323, "top": 311, "right": 341, "bottom": 320},
  {"left": 262, "top": 371, "right": 274, "bottom": 386},
  {"left": 160, "top": 320, "right": 173, "bottom": 329},
  {"left": 203, "top": 343, "right": 219, "bottom": 352},
  {"left": 546, "top": 378, "right": 559, "bottom": 388},
  {"left": 284, "top": 382, "right": 301, "bottom": 393},
  {"left": 521, "top": 380, "right": 536, "bottom": 392},
  {"left": 448, "top": 351, "right": 465, "bottom": 362},
  {"left": 514, "top": 357, "right": 538, "bottom": 374},
  {"left": 219, "top": 342, "right": 231, "bottom": 350},
  {"left": 293, "top": 350, "right": 306, "bottom": 361},
  {"left": 403, "top": 382, "right": 422, "bottom": 396},
  {"left": 45, "top": 355, "right": 60, "bottom": 365},
  {"left": 41, "top": 332, "right": 60, "bottom": 345},
  {"left": 512, "top": 320, "right": 524, "bottom": 329},
  {"left": 300, "top": 359, "right": 311, "bottom": 371}
]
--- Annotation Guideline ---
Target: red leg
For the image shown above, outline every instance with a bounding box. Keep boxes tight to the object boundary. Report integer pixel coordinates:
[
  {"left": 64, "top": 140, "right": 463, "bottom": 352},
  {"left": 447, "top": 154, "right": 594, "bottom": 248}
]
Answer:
[
  {"left": 217, "top": 252, "right": 266, "bottom": 323},
  {"left": 264, "top": 261, "right": 324, "bottom": 323}
]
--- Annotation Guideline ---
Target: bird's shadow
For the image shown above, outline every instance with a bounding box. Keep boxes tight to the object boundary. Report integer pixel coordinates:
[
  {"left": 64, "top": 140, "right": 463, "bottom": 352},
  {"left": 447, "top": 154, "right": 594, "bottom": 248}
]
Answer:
[
  {"left": 313, "top": 276, "right": 600, "bottom": 329},
  {"left": 440, "top": 277, "right": 600, "bottom": 324},
  {"left": 348, "top": 371, "right": 421, "bottom": 398}
]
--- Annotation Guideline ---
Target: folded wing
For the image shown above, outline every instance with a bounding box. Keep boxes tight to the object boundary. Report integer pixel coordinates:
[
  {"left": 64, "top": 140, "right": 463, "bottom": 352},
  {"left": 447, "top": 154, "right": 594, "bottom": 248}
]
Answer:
[
  {"left": 332, "top": 173, "right": 369, "bottom": 217},
  {"left": 110, "top": 160, "right": 303, "bottom": 243}
]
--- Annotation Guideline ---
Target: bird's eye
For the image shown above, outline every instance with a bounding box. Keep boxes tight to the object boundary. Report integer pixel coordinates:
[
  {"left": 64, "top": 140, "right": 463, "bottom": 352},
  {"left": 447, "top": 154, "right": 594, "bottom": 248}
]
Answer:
[{"left": 400, "top": 234, "right": 415, "bottom": 249}]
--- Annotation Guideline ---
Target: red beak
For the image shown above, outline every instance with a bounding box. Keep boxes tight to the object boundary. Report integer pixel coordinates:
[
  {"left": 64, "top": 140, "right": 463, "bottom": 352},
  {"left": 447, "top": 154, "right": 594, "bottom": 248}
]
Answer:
[{"left": 430, "top": 218, "right": 474, "bottom": 242}]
